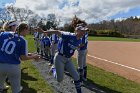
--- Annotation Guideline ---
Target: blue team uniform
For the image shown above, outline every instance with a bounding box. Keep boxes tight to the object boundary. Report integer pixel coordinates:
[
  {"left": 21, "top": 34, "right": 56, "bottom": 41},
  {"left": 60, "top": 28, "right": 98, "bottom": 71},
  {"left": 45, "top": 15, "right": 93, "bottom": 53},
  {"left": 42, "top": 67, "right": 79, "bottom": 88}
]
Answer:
[
  {"left": 42, "top": 36, "right": 51, "bottom": 59},
  {"left": 50, "top": 34, "right": 59, "bottom": 44},
  {"left": 0, "top": 32, "right": 27, "bottom": 64},
  {"left": 34, "top": 32, "right": 39, "bottom": 38},
  {"left": 42, "top": 36, "right": 51, "bottom": 47},
  {"left": 77, "top": 33, "right": 88, "bottom": 82},
  {"left": 79, "top": 33, "right": 88, "bottom": 50},
  {"left": 33, "top": 32, "right": 40, "bottom": 53},
  {"left": 0, "top": 31, "right": 28, "bottom": 93},
  {"left": 49, "top": 34, "right": 59, "bottom": 65},
  {"left": 58, "top": 32, "right": 81, "bottom": 57},
  {"left": 54, "top": 32, "right": 82, "bottom": 93},
  {"left": 40, "top": 33, "right": 45, "bottom": 56}
]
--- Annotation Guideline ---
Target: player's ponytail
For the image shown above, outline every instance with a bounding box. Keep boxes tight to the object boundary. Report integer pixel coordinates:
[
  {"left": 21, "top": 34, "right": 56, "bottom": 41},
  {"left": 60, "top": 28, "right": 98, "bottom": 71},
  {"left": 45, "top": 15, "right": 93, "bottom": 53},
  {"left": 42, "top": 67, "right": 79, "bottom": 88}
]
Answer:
[
  {"left": 3, "top": 21, "right": 10, "bottom": 31},
  {"left": 70, "top": 15, "right": 87, "bottom": 32}
]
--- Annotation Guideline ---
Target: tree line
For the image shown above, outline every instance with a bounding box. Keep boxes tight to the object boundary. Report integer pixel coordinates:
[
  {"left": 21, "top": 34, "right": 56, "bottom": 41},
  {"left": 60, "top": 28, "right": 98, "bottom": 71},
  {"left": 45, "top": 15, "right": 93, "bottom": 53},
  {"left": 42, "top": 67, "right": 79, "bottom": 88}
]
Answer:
[
  {"left": 61, "top": 16, "right": 140, "bottom": 38},
  {"left": 87, "top": 16, "right": 140, "bottom": 37},
  {"left": 1, "top": 5, "right": 140, "bottom": 38}
]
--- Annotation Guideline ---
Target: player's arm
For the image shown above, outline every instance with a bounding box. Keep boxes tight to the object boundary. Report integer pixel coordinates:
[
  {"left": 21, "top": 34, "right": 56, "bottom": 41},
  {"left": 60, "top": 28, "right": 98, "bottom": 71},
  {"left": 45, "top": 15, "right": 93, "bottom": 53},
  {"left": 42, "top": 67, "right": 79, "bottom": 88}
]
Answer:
[
  {"left": 37, "top": 28, "right": 62, "bottom": 37},
  {"left": 20, "top": 53, "right": 40, "bottom": 61},
  {"left": 20, "top": 39, "right": 40, "bottom": 61}
]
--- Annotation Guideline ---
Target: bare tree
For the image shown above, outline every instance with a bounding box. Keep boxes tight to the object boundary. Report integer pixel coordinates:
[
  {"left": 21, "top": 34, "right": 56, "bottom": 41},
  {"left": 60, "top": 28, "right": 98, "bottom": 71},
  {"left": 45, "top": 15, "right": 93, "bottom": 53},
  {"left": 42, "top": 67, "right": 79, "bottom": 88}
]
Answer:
[
  {"left": 28, "top": 14, "right": 41, "bottom": 27},
  {"left": 46, "top": 13, "right": 58, "bottom": 30},
  {"left": 0, "top": 8, "right": 11, "bottom": 23},
  {"left": 6, "top": 4, "right": 34, "bottom": 22}
]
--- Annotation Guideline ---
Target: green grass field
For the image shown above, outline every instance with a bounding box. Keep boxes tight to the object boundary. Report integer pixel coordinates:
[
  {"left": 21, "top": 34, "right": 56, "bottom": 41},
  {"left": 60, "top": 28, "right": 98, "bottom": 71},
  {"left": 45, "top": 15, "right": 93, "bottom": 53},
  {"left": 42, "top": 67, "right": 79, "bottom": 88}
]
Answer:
[
  {"left": 73, "top": 58, "right": 140, "bottom": 93},
  {"left": 88, "top": 36, "right": 140, "bottom": 42},
  {"left": 6, "top": 35, "right": 140, "bottom": 93}
]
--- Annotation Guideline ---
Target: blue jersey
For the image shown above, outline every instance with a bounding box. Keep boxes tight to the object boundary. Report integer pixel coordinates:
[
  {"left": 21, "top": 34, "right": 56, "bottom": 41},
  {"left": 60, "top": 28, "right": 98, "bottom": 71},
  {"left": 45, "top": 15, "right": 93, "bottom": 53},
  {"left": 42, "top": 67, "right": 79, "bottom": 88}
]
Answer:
[
  {"left": 39, "top": 33, "right": 44, "bottom": 39},
  {"left": 0, "top": 32, "right": 3, "bottom": 35},
  {"left": 58, "top": 32, "right": 81, "bottom": 58},
  {"left": 50, "top": 34, "right": 59, "bottom": 44},
  {"left": 0, "top": 32, "right": 28, "bottom": 64},
  {"left": 42, "top": 36, "right": 51, "bottom": 47},
  {"left": 34, "top": 32, "right": 39, "bottom": 38},
  {"left": 79, "top": 33, "right": 88, "bottom": 50}
]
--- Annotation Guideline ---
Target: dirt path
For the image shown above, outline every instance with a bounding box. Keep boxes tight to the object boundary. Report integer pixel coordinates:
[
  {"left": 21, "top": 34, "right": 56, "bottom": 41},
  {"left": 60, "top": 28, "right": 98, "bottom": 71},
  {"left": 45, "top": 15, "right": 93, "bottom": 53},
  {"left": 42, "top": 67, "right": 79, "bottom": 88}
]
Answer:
[
  {"left": 74, "top": 41, "right": 140, "bottom": 83},
  {"left": 33, "top": 60, "right": 105, "bottom": 93}
]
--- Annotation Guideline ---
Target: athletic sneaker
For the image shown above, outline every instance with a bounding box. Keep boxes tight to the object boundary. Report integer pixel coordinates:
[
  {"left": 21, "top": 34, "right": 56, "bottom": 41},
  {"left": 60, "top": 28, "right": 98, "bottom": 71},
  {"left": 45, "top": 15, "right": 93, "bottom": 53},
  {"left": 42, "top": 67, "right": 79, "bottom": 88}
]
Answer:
[
  {"left": 48, "top": 63, "right": 53, "bottom": 66},
  {"left": 49, "top": 66, "right": 56, "bottom": 78},
  {"left": 49, "top": 65, "right": 54, "bottom": 74},
  {"left": 52, "top": 68, "right": 56, "bottom": 78},
  {"left": 20, "top": 86, "right": 23, "bottom": 92}
]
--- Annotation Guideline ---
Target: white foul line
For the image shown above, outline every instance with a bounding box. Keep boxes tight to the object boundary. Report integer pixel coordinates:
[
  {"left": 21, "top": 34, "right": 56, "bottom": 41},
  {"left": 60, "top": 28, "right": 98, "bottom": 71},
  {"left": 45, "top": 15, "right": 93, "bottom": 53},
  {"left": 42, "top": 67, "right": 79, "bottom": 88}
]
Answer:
[{"left": 87, "top": 54, "right": 140, "bottom": 72}]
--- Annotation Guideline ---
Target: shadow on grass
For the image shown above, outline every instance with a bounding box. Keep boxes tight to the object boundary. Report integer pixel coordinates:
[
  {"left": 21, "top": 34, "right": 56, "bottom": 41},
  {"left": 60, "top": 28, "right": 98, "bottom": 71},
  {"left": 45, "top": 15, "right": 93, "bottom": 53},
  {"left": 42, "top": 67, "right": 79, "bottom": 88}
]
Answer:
[
  {"left": 2, "top": 68, "right": 37, "bottom": 93},
  {"left": 82, "top": 78, "right": 121, "bottom": 93},
  {"left": 21, "top": 68, "right": 37, "bottom": 81},
  {"left": 21, "top": 68, "right": 37, "bottom": 93},
  {"left": 65, "top": 72, "right": 121, "bottom": 93},
  {"left": 21, "top": 80, "right": 37, "bottom": 93}
]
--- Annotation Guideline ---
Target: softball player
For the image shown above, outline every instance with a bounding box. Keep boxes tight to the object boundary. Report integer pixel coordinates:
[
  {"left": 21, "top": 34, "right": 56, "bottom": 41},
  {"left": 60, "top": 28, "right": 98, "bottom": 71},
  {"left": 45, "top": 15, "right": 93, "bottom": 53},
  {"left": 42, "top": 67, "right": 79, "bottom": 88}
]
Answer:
[
  {"left": 33, "top": 29, "right": 40, "bottom": 54},
  {"left": 39, "top": 25, "right": 88, "bottom": 93},
  {"left": 1, "top": 20, "right": 19, "bottom": 90},
  {"left": 49, "top": 33, "right": 59, "bottom": 65},
  {"left": 0, "top": 23, "right": 40, "bottom": 93},
  {"left": 39, "top": 33, "right": 45, "bottom": 56},
  {"left": 70, "top": 17, "right": 88, "bottom": 82},
  {"left": 42, "top": 34, "right": 51, "bottom": 60},
  {"left": 77, "top": 32, "right": 88, "bottom": 82}
]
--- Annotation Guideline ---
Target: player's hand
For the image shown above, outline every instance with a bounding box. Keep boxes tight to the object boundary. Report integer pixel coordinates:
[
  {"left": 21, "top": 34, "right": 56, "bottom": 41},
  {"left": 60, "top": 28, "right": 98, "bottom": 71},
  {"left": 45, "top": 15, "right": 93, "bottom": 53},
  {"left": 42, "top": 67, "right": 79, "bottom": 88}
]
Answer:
[
  {"left": 28, "top": 53, "right": 41, "bottom": 62},
  {"left": 34, "top": 54, "right": 41, "bottom": 62},
  {"left": 28, "top": 53, "right": 32, "bottom": 56}
]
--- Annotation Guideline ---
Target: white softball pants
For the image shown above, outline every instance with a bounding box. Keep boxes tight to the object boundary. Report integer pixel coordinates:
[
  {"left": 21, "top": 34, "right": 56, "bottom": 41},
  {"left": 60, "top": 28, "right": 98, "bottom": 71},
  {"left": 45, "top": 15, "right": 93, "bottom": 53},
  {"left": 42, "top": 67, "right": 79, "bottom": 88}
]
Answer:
[
  {"left": 54, "top": 53, "right": 80, "bottom": 82},
  {"left": 0, "top": 63, "right": 21, "bottom": 93},
  {"left": 77, "top": 49, "right": 87, "bottom": 69}
]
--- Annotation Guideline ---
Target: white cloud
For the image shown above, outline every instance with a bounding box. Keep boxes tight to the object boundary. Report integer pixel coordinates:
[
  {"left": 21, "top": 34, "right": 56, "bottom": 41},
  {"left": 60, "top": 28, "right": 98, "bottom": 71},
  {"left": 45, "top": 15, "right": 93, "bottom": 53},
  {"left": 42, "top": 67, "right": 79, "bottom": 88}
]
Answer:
[{"left": 11, "top": 0, "right": 140, "bottom": 25}]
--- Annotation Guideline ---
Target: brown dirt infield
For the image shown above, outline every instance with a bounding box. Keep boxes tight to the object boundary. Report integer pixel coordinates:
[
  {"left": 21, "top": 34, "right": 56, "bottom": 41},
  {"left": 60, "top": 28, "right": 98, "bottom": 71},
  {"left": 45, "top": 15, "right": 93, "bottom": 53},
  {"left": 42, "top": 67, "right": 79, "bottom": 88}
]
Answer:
[{"left": 74, "top": 41, "right": 140, "bottom": 84}]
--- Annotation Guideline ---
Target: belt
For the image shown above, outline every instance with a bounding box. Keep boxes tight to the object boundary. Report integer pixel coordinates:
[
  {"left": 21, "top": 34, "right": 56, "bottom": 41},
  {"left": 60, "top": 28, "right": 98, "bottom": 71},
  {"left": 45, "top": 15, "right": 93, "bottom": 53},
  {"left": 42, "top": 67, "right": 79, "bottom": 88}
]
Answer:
[{"left": 58, "top": 53, "right": 70, "bottom": 58}]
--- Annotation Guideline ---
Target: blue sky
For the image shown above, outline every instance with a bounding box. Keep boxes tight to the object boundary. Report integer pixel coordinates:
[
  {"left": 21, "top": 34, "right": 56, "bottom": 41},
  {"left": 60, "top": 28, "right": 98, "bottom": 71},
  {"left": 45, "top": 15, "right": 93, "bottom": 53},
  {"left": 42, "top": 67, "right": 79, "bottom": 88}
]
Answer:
[
  {"left": 1, "top": 0, "right": 140, "bottom": 24},
  {"left": 110, "top": 7, "right": 140, "bottom": 19},
  {"left": 0, "top": 0, "right": 15, "bottom": 8}
]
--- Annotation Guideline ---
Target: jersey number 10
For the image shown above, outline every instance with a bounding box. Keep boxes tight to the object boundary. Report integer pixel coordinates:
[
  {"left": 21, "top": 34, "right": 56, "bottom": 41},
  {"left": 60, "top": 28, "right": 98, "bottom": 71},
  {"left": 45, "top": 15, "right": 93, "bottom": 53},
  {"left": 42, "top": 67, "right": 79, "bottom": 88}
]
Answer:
[{"left": 1, "top": 39, "right": 16, "bottom": 54}]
